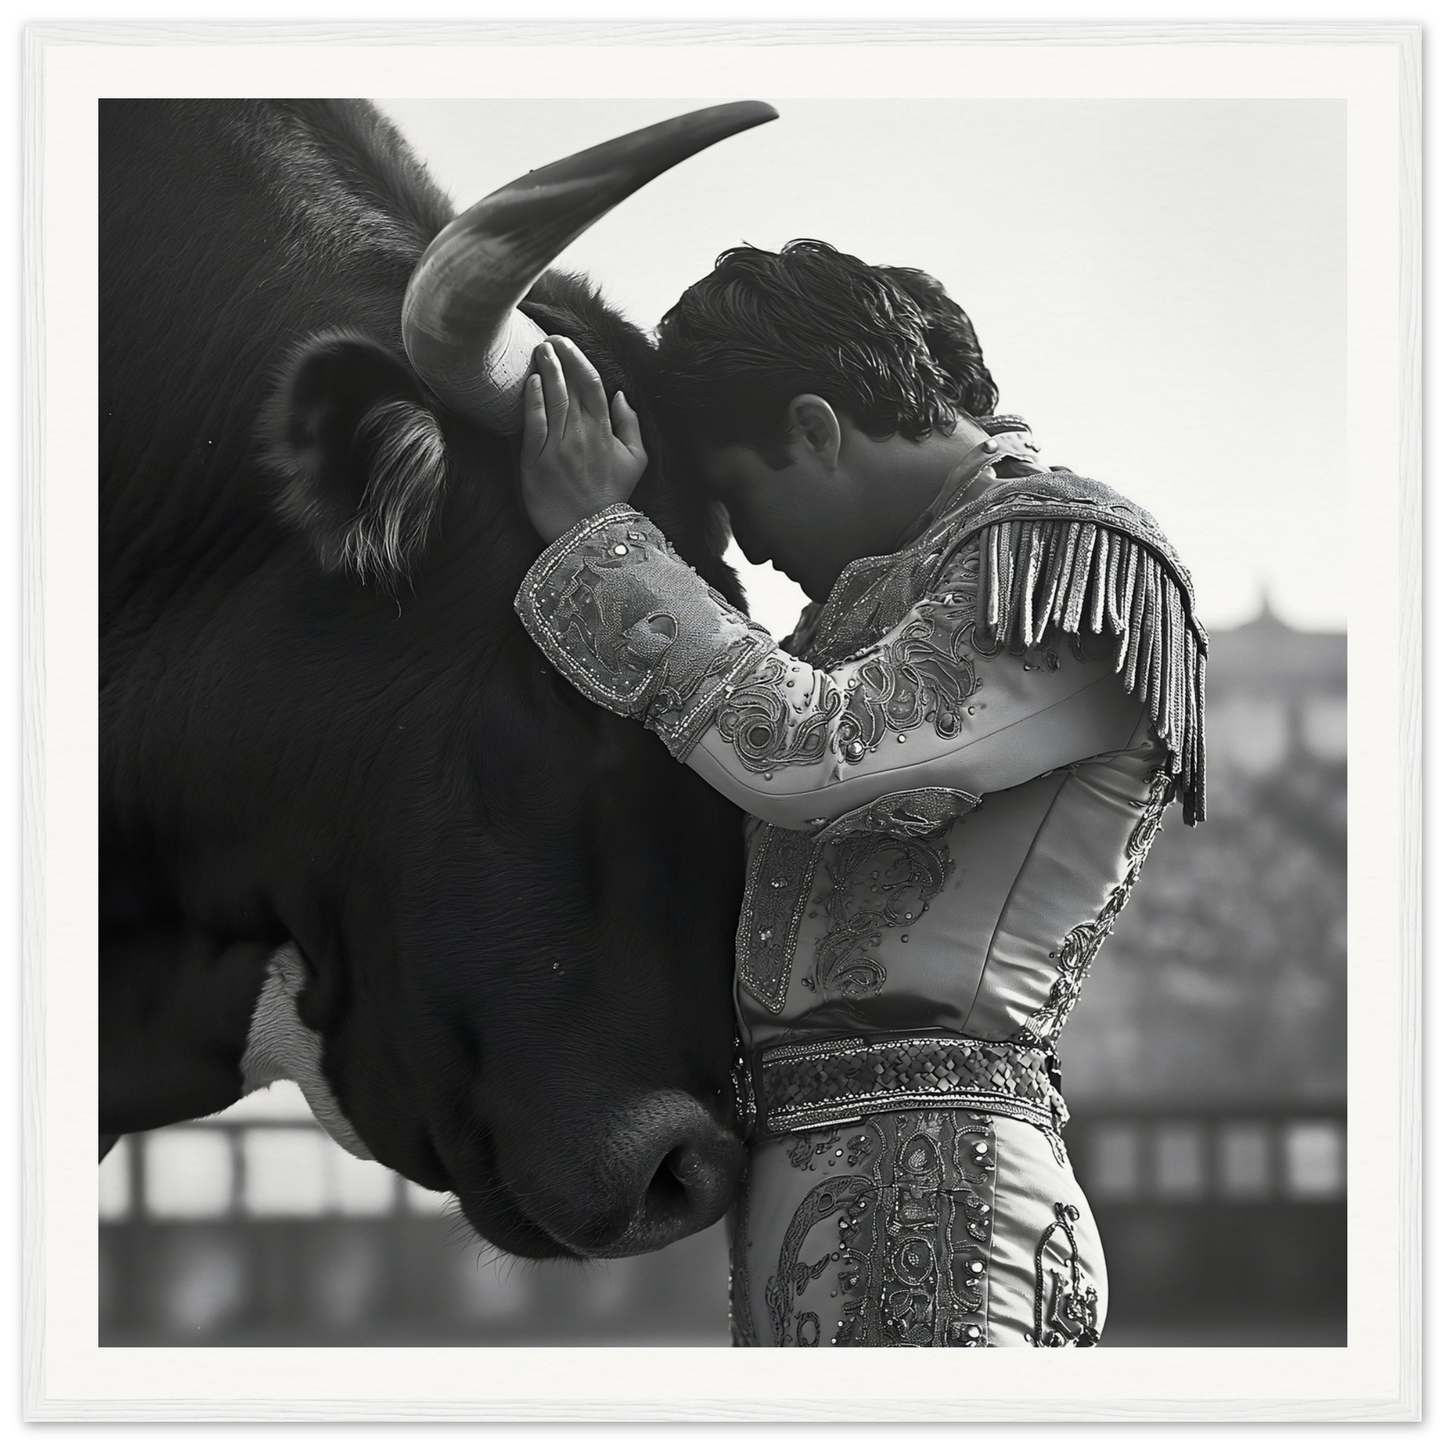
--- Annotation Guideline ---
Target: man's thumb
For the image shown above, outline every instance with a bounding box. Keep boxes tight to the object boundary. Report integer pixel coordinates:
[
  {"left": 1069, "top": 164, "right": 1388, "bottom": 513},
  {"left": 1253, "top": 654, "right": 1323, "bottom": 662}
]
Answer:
[{"left": 612, "top": 392, "right": 646, "bottom": 458}]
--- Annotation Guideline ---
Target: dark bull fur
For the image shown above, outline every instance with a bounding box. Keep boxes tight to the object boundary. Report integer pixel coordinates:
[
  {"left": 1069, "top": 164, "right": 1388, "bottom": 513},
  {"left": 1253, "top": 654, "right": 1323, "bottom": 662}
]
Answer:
[{"left": 100, "top": 100, "right": 748, "bottom": 1258}]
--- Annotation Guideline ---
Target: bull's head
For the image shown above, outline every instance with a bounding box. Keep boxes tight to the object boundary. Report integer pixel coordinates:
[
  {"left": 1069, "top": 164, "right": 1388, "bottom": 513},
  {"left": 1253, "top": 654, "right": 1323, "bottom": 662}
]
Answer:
[{"left": 248, "top": 104, "right": 775, "bottom": 1257}]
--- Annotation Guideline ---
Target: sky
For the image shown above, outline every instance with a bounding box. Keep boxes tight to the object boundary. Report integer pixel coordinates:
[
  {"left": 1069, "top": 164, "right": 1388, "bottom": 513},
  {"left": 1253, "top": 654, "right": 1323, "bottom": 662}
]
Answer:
[{"left": 381, "top": 98, "right": 1346, "bottom": 639}]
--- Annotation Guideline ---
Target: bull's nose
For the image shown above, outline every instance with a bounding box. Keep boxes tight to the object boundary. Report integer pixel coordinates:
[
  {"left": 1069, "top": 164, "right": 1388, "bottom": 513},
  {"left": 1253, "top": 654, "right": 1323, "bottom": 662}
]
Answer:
[{"left": 533, "top": 1092, "right": 744, "bottom": 1259}]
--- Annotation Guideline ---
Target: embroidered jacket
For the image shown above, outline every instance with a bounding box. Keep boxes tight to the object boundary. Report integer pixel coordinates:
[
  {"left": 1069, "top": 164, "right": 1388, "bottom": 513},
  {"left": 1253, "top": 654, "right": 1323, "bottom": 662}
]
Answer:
[{"left": 514, "top": 418, "right": 1206, "bottom": 1142}]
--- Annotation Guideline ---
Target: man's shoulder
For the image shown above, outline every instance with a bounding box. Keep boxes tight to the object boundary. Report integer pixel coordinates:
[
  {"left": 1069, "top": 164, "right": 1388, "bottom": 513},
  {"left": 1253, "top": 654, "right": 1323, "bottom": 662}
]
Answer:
[
  {"left": 954, "top": 468, "right": 1168, "bottom": 550},
  {"left": 942, "top": 464, "right": 1206, "bottom": 825},
  {"left": 931, "top": 468, "right": 1195, "bottom": 612}
]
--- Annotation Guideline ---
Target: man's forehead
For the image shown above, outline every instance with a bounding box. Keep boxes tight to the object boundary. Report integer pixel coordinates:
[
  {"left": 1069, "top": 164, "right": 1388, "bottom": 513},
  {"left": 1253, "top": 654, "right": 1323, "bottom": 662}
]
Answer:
[{"left": 693, "top": 443, "right": 771, "bottom": 499}]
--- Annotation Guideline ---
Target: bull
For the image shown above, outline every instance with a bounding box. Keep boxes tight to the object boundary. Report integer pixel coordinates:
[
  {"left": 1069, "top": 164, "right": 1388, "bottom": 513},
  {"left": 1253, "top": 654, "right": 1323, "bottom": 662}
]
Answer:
[{"left": 99, "top": 99, "right": 775, "bottom": 1258}]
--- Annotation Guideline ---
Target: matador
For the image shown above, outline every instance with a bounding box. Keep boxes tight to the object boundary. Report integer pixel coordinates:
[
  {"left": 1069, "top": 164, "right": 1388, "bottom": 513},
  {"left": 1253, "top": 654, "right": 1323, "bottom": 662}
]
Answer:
[{"left": 514, "top": 241, "right": 1205, "bottom": 1347}]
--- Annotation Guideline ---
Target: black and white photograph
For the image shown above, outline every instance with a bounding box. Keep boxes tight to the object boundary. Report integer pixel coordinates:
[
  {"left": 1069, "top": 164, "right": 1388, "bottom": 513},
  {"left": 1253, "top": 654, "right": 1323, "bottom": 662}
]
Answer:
[{"left": 23, "top": 20, "right": 1419, "bottom": 1423}]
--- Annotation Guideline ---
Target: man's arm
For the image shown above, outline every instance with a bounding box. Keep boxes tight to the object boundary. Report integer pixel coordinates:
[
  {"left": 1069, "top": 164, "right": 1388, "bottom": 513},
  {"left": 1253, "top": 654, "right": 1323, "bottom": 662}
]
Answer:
[{"left": 516, "top": 503, "right": 1147, "bottom": 831}]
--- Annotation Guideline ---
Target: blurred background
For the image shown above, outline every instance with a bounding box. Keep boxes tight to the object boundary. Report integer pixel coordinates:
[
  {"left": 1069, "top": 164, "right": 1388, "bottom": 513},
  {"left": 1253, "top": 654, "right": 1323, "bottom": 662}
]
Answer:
[
  {"left": 99, "top": 98, "right": 1346, "bottom": 1346},
  {"left": 99, "top": 598, "right": 1346, "bottom": 1346}
]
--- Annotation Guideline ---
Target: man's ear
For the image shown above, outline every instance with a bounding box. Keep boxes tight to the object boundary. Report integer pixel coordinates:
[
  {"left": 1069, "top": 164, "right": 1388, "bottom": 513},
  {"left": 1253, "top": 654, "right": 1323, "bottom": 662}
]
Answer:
[
  {"left": 262, "top": 330, "right": 449, "bottom": 586},
  {"left": 784, "top": 394, "right": 843, "bottom": 471}
]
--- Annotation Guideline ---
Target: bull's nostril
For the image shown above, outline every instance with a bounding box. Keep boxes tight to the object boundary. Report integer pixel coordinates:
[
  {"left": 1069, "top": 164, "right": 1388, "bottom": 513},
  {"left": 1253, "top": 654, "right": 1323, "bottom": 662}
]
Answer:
[
  {"left": 668, "top": 1144, "right": 704, "bottom": 1183},
  {"left": 647, "top": 1146, "right": 698, "bottom": 1211},
  {"left": 510, "top": 1097, "right": 743, "bottom": 1257}
]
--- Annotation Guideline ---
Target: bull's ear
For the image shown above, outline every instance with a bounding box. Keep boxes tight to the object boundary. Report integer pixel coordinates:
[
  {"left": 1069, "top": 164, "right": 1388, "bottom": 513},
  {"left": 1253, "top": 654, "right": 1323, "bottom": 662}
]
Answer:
[{"left": 263, "top": 331, "right": 449, "bottom": 586}]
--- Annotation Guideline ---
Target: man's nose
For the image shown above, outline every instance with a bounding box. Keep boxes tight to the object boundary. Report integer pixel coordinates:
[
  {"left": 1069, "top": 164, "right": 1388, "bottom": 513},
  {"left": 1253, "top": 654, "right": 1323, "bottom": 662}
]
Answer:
[{"left": 728, "top": 515, "right": 768, "bottom": 566}]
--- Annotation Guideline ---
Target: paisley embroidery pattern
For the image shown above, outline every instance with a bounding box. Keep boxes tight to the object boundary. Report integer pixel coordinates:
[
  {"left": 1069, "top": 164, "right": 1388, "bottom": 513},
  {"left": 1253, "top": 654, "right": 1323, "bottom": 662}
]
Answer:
[
  {"left": 808, "top": 832, "right": 954, "bottom": 1001},
  {"left": 833, "top": 589, "right": 983, "bottom": 765},
  {"left": 763, "top": 1111, "right": 998, "bottom": 1347},
  {"left": 515, "top": 505, "right": 772, "bottom": 759},
  {"left": 1021, "top": 769, "right": 1175, "bottom": 1045},
  {"left": 1030, "top": 1202, "right": 1102, "bottom": 1347},
  {"left": 717, "top": 544, "right": 985, "bottom": 775},
  {"left": 765, "top": 1175, "right": 873, "bottom": 1347},
  {"left": 716, "top": 655, "right": 843, "bottom": 773},
  {"left": 735, "top": 789, "right": 979, "bottom": 1017}
]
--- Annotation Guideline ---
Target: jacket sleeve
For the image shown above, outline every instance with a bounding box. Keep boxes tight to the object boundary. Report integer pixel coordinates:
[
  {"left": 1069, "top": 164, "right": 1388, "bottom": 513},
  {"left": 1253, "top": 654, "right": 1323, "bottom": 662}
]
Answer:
[{"left": 515, "top": 504, "right": 1148, "bottom": 831}]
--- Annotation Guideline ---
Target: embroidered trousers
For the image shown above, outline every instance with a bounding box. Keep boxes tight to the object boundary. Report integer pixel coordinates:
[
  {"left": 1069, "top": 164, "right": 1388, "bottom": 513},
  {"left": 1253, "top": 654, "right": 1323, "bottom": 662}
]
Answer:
[{"left": 730, "top": 1109, "right": 1106, "bottom": 1348}]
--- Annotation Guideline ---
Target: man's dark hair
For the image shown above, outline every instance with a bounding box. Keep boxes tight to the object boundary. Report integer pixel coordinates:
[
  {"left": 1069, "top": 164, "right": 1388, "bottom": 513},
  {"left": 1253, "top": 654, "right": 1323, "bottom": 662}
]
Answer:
[{"left": 653, "top": 239, "right": 998, "bottom": 466}]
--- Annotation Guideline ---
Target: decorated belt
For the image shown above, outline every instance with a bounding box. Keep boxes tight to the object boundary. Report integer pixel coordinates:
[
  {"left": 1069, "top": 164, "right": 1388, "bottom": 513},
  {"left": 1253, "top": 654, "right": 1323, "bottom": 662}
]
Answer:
[{"left": 743, "top": 1032, "right": 1068, "bottom": 1141}]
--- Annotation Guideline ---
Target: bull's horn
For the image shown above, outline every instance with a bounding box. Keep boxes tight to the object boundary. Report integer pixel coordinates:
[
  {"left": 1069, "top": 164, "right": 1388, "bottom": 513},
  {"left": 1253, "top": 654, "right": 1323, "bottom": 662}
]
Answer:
[{"left": 402, "top": 100, "right": 778, "bottom": 432}]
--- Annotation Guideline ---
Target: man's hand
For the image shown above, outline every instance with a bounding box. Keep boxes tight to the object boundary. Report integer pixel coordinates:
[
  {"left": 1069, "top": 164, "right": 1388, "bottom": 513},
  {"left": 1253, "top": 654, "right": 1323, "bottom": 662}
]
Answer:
[{"left": 520, "top": 334, "right": 649, "bottom": 544}]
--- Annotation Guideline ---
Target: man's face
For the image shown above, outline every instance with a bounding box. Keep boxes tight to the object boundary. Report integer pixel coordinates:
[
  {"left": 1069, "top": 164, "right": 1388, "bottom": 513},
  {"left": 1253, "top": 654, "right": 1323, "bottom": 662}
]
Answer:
[
  {"left": 690, "top": 396, "right": 980, "bottom": 605},
  {"left": 693, "top": 442, "right": 863, "bottom": 604}
]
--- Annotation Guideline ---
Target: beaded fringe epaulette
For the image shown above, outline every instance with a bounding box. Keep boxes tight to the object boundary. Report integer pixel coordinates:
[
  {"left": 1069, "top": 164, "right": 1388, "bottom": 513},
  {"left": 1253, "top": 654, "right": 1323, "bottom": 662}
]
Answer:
[{"left": 964, "top": 474, "right": 1207, "bottom": 826}]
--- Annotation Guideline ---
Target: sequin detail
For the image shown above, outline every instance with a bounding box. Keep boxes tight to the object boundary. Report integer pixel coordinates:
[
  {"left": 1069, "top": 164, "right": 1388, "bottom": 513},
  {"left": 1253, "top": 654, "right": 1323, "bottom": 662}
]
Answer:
[
  {"left": 736, "top": 789, "right": 979, "bottom": 1016},
  {"left": 808, "top": 832, "right": 954, "bottom": 1001},
  {"left": 514, "top": 505, "right": 773, "bottom": 760},
  {"left": 763, "top": 1111, "right": 998, "bottom": 1347},
  {"left": 1021, "top": 768, "right": 1175, "bottom": 1045},
  {"left": 1030, "top": 1202, "right": 1101, "bottom": 1347}
]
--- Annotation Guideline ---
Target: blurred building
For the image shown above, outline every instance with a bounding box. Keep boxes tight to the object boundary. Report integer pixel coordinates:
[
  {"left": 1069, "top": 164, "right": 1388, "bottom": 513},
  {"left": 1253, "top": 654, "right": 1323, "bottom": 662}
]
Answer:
[
  {"left": 1058, "top": 597, "right": 1347, "bottom": 1343},
  {"left": 1062, "top": 595, "right": 1347, "bottom": 1108},
  {"left": 100, "top": 601, "right": 1346, "bottom": 1347},
  {"left": 99, "top": 1083, "right": 730, "bottom": 1345}
]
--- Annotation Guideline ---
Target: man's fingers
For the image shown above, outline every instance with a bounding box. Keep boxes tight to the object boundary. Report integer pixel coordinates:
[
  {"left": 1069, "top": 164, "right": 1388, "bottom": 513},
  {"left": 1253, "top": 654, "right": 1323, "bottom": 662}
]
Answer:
[
  {"left": 520, "top": 372, "right": 548, "bottom": 465},
  {"left": 550, "top": 335, "right": 610, "bottom": 420},
  {"left": 533, "top": 342, "right": 569, "bottom": 432},
  {"left": 611, "top": 392, "right": 647, "bottom": 463}
]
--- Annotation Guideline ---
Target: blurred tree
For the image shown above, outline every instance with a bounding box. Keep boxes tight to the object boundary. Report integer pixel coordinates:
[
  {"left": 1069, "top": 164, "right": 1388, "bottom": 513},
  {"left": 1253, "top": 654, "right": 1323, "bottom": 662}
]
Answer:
[{"left": 1060, "top": 606, "right": 1347, "bottom": 1108}]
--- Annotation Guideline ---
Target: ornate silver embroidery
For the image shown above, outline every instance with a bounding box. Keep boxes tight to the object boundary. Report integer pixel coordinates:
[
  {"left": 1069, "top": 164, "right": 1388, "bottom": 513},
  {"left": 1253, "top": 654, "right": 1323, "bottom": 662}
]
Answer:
[
  {"left": 735, "top": 789, "right": 979, "bottom": 1017},
  {"left": 755, "top": 1034, "right": 1067, "bottom": 1139},
  {"left": 817, "top": 787, "right": 980, "bottom": 842},
  {"left": 1030, "top": 1202, "right": 1101, "bottom": 1347},
  {"left": 766, "top": 1174, "right": 872, "bottom": 1346},
  {"left": 729, "top": 1033, "right": 755, "bottom": 1140},
  {"left": 808, "top": 832, "right": 953, "bottom": 1001},
  {"left": 785, "top": 1126, "right": 875, "bottom": 1172},
  {"left": 764, "top": 1110, "right": 998, "bottom": 1347},
  {"left": 735, "top": 825, "right": 823, "bottom": 1016},
  {"left": 805, "top": 517, "right": 982, "bottom": 669},
  {"left": 716, "top": 544, "right": 986, "bottom": 775},
  {"left": 1021, "top": 768, "right": 1175, "bottom": 1045},
  {"left": 514, "top": 505, "right": 772, "bottom": 759},
  {"left": 833, "top": 591, "right": 982, "bottom": 764},
  {"left": 716, "top": 655, "right": 843, "bottom": 773}
]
